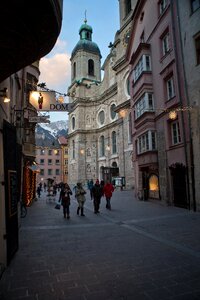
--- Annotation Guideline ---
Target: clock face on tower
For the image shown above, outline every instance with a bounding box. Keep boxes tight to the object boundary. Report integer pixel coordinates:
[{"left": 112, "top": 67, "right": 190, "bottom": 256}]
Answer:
[{"left": 123, "top": 28, "right": 131, "bottom": 47}]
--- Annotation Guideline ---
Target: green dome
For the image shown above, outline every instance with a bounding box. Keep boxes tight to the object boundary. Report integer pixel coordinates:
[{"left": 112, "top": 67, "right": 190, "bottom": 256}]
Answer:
[
  {"left": 79, "top": 23, "right": 93, "bottom": 34},
  {"left": 71, "top": 39, "right": 101, "bottom": 59},
  {"left": 71, "top": 21, "right": 101, "bottom": 59}
]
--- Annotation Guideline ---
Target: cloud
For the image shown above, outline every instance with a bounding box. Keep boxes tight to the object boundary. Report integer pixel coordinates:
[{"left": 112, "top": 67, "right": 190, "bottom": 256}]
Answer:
[{"left": 39, "top": 48, "right": 71, "bottom": 93}]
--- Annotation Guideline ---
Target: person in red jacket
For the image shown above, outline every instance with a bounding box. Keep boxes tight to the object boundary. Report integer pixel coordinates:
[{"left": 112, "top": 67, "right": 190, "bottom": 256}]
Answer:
[{"left": 103, "top": 180, "right": 114, "bottom": 210}]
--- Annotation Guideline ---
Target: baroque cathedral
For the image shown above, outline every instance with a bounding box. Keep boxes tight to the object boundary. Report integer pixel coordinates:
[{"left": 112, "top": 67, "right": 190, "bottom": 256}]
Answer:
[{"left": 67, "top": 0, "right": 137, "bottom": 188}]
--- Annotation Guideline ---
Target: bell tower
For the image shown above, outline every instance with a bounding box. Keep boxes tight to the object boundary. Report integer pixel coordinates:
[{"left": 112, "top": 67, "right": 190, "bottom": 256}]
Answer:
[{"left": 70, "top": 18, "right": 102, "bottom": 89}]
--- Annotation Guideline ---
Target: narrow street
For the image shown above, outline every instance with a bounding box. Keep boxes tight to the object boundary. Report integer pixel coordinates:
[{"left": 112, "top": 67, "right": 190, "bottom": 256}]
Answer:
[{"left": 0, "top": 189, "right": 200, "bottom": 300}]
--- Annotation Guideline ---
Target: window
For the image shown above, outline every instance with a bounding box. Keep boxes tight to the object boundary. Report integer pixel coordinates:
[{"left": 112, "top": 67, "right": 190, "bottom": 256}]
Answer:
[
  {"left": 137, "top": 131, "right": 157, "bottom": 154},
  {"left": 55, "top": 150, "right": 59, "bottom": 155},
  {"left": 133, "top": 55, "right": 151, "bottom": 82},
  {"left": 128, "top": 112, "right": 132, "bottom": 143},
  {"left": 40, "top": 149, "right": 45, "bottom": 155},
  {"left": 48, "top": 150, "right": 52, "bottom": 155},
  {"left": 73, "top": 62, "right": 76, "bottom": 79},
  {"left": 159, "top": 0, "right": 167, "bottom": 15},
  {"left": 72, "top": 116, "right": 75, "bottom": 130},
  {"left": 48, "top": 169, "right": 52, "bottom": 175},
  {"left": 64, "top": 159, "right": 67, "bottom": 165},
  {"left": 48, "top": 159, "right": 52, "bottom": 165},
  {"left": 171, "top": 122, "right": 181, "bottom": 145},
  {"left": 65, "top": 148, "right": 68, "bottom": 155},
  {"left": 125, "top": 0, "right": 132, "bottom": 16},
  {"left": 88, "top": 59, "right": 94, "bottom": 76},
  {"left": 40, "top": 159, "right": 44, "bottom": 164},
  {"left": 135, "top": 93, "right": 154, "bottom": 119},
  {"left": 166, "top": 76, "right": 175, "bottom": 100},
  {"left": 110, "top": 104, "right": 117, "bottom": 120},
  {"left": 55, "top": 159, "right": 60, "bottom": 165},
  {"left": 99, "top": 135, "right": 105, "bottom": 157},
  {"left": 112, "top": 131, "right": 117, "bottom": 154},
  {"left": 162, "top": 32, "right": 170, "bottom": 56},
  {"left": 40, "top": 169, "right": 44, "bottom": 176},
  {"left": 98, "top": 110, "right": 105, "bottom": 125},
  {"left": 56, "top": 169, "right": 60, "bottom": 175},
  {"left": 72, "top": 140, "right": 75, "bottom": 159},
  {"left": 191, "top": 0, "right": 200, "bottom": 12},
  {"left": 195, "top": 35, "right": 200, "bottom": 65}
]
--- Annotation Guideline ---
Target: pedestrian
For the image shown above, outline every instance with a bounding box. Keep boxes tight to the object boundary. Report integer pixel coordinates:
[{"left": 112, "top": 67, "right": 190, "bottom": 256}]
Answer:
[
  {"left": 59, "top": 183, "right": 72, "bottom": 219},
  {"left": 92, "top": 179, "right": 103, "bottom": 214},
  {"left": 103, "top": 180, "right": 115, "bottom": 210},
  {"left": 88, "top": 179, "right": 94, "bottom": 200},
  {"left": 37, "top": 186, "right": 41, "bottom": 198},
  {"left": 75, "top": 182, "right": 87, "bottom": 216}
]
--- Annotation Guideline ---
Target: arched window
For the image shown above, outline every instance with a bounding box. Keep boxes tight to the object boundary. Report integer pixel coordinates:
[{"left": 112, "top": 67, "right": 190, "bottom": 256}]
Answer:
[
  {"left": 110, "top": 103, "right": 116, "bottom": 120},
  {"left": 72, "top": 116, "right": 75, "bottom": 130},
  {"left": 88, "top": 59, "right": 94, "bottom": 76},
  {"left": 99, "top": 135, "right": 105, "bottom": 157},
  {"left": 112, "top": 131, "right": 117, "bottom": 154},
  {"left": 73, "top": 62, "right": 76, "bottom": 79},
  {"left": 125, "top": 0, "right": 132, "bottom": 16},
  {"left": 72, "top": 140, "right": 75, "bottom": 159},
  {"left": 98, "top": 110, "right": 105, "bottom": 125}
]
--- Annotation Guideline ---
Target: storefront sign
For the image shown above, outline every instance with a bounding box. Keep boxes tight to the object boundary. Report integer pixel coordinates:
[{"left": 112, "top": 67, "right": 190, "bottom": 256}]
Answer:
[
  {"left": 28, "top": 116, "right": 50, "bottom": 123},
  {"left": 29, "top": 91, "right": 73, "bottom": 112}
]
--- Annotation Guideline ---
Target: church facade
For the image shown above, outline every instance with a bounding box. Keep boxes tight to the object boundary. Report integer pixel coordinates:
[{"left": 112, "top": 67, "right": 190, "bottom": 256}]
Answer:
[{"left": 67, "top": 0, "right": 137, "bottom": 188}]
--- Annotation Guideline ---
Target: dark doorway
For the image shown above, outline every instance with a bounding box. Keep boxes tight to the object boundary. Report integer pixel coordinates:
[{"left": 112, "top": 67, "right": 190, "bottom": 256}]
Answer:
[
  {"left": 170, "top": 163, "right": 188, "bottom": 209},
  {"left": 3, "top": 120, "right": 21, "bottom": 264}
]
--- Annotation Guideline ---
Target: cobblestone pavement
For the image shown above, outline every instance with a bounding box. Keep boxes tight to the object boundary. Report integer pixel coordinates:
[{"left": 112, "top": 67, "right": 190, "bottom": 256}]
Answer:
[{"left": 0, "top": 189, "right": 200, "bottom": 300}]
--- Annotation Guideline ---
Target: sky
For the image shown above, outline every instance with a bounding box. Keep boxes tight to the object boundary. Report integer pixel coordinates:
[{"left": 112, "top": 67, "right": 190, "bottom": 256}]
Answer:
[{"left": 39, "top": 0, "right": 119, "bottom": 123}]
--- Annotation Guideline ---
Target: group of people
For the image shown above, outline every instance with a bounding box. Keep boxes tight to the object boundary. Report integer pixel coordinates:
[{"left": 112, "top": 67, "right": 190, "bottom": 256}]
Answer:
[{"left": 58, "top": 179, "right": 115, "bottom": 219}]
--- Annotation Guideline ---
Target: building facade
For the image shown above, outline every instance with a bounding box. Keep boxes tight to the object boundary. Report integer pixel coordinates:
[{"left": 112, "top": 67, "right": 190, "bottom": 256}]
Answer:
[
  {"left": 171, "top": 0, "right": 200, "bottom": 211},
  {"left": 35, "top": 141, "right": 62, "bottom": 187},
  {"left": 0, "top": 0, "right": 63, "bottom": 273},
  {"left": 67, "top": 0, "right": 137, "bottom": 188},
  {"left": 127, "top": 0, "right": 199, "bottom": 210}
]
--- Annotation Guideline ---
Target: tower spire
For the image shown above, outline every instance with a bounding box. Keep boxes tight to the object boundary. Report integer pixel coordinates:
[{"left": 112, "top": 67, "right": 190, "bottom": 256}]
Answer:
[{"left": 84, "top": 10, "right": 87, "bottom": 24}]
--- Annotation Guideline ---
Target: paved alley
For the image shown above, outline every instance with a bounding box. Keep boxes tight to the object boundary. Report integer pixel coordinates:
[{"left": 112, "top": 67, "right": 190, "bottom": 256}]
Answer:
[{"left": 0, "top": 189, "right": 200, "bottom": 300}]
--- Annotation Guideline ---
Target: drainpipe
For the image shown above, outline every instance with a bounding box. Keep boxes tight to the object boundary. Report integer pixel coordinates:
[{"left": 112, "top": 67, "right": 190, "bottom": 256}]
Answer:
[
  {"left": 170, "top": 0, "right": 192, "bottom": 210},
  {"left": 174, "top": 0, "right": 196, "bottom": 211}
]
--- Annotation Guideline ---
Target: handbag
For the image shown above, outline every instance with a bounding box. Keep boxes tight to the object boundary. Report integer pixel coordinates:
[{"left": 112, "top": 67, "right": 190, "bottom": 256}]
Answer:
[{"left": 55, "top": 203, "right": 61, "bottom": 209}]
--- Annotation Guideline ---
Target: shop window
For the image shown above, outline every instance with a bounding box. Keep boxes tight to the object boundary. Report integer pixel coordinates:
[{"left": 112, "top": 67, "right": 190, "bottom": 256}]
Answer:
[{"left": 149, "top": 174, "right": 159, "bottom": 191}]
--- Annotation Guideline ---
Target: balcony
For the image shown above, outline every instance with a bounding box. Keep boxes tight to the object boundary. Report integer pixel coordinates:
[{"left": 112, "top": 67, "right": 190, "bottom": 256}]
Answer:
[{"left": 0, "top": 0, "right": 63, "bottom": 82}]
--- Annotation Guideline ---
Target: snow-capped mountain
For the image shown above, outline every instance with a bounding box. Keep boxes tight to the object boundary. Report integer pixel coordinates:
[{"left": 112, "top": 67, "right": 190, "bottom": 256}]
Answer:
[{"left": 35, "top": 120, "right": 68, "bottom": 145}]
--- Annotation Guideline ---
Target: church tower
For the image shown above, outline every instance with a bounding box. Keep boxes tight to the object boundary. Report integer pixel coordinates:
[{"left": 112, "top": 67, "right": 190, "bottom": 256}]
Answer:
[{"left": 70, "top": 18, "right": 102, "bottom": 92}]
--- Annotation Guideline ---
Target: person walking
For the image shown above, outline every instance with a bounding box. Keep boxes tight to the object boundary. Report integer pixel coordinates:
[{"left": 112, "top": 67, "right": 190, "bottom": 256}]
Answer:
[
  {"left": 103, "top": 180, "right": 115, "bottom": 210},
  {"left": 92, "top": 179, "right": 103, "bottom": 214},
  {"left": 75, "top": 182, "right": 87, "bottom": 216},
  {"left": 37, "top": 185, "right": 41, "bottom": 198},
  {"left": 88, "top": 179, "right": 94, "bottom": 200},
  {"left": 59, "top": 183, "right": 72, "bottom": 219}
]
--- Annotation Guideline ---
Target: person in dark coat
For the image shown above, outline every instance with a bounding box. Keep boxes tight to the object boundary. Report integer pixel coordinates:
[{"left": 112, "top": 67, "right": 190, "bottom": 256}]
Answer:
[
  {"left": 92, "top": 179, "right": 103, "bottom": 214},
  {"left": 59, "top": 183, "right": 72, "bottom": 219}
]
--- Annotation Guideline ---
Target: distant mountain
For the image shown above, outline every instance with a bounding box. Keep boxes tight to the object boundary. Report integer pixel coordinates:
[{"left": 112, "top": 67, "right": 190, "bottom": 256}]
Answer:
[{"left": 35, "top": 120, "right": 68, "bottom": 146}]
